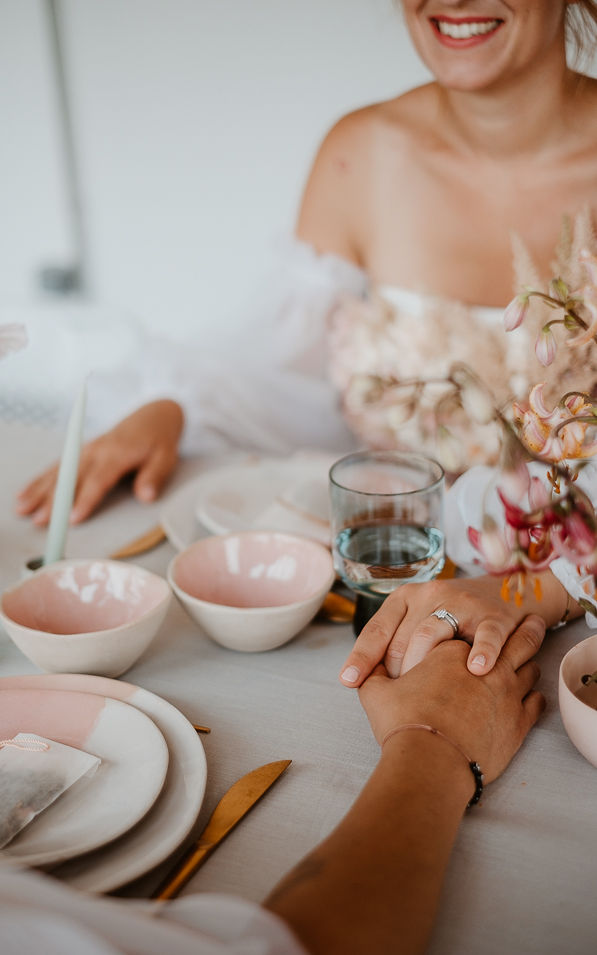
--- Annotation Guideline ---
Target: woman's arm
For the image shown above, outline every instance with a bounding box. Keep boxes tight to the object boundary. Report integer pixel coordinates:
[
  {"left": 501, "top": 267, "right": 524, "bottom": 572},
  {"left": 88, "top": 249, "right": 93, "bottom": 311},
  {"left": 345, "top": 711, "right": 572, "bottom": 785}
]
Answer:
[{"left": 266, "top": 616, "right": 546, "bottom": 955}]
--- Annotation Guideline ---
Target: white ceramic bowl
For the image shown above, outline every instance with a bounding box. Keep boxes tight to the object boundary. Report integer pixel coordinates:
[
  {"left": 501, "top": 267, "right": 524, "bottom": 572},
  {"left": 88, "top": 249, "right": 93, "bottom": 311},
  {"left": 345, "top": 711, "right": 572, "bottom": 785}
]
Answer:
[
  {"left": 559, "top": 632, "right": 597, "bottom": 768},
  {"left": 0, "top": 558, "right": 171, "bottom": 678},
  {"left": 168, "top": 531, "right": 335, "bottom": 652}
]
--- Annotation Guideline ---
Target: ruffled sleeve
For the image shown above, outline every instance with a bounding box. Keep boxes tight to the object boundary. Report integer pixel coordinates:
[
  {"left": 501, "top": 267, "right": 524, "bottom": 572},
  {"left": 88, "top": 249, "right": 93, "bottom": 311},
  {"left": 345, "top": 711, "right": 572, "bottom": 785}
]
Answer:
[
  {"left": 0, "top": 863, "right": 307, "bottom": 955},
  {"left": 89, "top": 237, "right": 368, "bottom": 456},
  {"left": 0, "top": 239, "right": 366, "bottom": 456}
]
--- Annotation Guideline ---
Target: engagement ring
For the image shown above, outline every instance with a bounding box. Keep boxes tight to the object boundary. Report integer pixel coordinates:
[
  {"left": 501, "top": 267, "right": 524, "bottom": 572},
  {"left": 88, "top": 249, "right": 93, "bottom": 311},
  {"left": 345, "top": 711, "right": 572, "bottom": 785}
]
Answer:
[{"left": 431, "top": 608, "right": 459, "bottom": 636}]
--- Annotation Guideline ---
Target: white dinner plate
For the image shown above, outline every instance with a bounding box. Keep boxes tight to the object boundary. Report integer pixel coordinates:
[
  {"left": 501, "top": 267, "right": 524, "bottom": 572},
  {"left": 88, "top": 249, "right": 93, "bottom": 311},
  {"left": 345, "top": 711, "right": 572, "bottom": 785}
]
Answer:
[
  {"left": 0, "top": 673, "right": 207, "bottom": 892},
  {"left": 161, "top": 476, "right": 205, "bottom": 550},
  {"left": 161, "top": 452, "right": 336, "bottom": 551},
  {"left": 0, "top": 687, "right": 169, "bottom": 868}
]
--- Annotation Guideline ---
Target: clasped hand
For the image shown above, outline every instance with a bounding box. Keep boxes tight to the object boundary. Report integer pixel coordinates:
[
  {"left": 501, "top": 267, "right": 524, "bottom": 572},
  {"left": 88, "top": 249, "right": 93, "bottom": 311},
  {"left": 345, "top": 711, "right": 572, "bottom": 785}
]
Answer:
[
  {"left": 358, "top": 613, "right": 546, "bottom": 787},
  {"left": 340, "top": 570, "right": 567, "bottom": 686}
]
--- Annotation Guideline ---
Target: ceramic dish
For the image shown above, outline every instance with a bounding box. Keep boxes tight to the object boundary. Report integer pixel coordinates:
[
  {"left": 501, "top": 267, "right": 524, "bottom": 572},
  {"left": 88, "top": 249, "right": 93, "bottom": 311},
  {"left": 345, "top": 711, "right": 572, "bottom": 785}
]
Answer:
[
  {"left": 161, "top": 452, "right": 336, "bottom": 551},
  {"left": 0, "top": 558, "right": 171, "bottom": 677},
  {"left": 559, "top": 633, "right": 597, "bottom": 768},
  {"left": 0, "top": 673, "right": 207, "bottom": 892},
  {"left": 0, "top": 688, "right": 169, "bottom": 867},
  {"left": 168, "top": 531, "right": 336, "bottom": 651}
]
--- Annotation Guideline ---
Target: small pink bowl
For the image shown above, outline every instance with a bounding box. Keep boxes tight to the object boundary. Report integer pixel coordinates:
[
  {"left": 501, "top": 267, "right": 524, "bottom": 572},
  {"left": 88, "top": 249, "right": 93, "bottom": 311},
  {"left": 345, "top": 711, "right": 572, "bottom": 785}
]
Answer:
[
  {"left": 0, "top": 559, "right": 171, "bottom": 677},
  {"left": 168, "top": 531, "right": 335, "bottom": 651},
  {"left": 559, "top": 633, "right": 597, "bottom": 768}
]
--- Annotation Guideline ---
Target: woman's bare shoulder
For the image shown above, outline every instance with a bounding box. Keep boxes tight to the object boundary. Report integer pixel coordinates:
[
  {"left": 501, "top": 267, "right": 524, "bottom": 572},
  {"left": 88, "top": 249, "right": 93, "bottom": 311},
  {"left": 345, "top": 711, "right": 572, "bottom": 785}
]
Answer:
[
  {"left": 295, "top": 84, "right": 440, "bottom": 260},
  {"left": 319, "top": 84, "right": 440, "bottom": 159}
]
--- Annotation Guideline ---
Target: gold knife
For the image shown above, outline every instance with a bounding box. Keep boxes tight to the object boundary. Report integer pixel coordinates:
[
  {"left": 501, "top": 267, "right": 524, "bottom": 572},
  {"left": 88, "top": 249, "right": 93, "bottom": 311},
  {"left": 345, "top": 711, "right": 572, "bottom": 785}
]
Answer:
[{"left": 152, "top": 759, "right": 292, "bottom": 901}]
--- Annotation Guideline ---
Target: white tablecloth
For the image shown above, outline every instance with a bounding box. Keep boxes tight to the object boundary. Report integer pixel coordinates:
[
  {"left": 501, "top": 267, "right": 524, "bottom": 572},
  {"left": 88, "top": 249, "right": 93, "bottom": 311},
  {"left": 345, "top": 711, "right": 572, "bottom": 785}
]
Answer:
[{"left": 0, "top": 421, "right": 596, "bottom": 955}]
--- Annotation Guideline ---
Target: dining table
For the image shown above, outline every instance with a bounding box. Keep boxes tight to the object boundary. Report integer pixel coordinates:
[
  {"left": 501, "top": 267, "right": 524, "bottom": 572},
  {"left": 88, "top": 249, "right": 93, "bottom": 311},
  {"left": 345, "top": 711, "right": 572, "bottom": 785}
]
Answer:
[{"left": 0, "top": 418, "right": 596, "bottom": 955}]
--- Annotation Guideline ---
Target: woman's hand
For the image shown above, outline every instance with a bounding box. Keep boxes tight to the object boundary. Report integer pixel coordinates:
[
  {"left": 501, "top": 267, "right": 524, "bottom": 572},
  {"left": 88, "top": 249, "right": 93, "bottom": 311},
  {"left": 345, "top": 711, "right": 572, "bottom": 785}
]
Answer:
[
  {"left": 16, "top": 399, "right": 184, "bottom": 525},
  {"left": 340, "top": 571, "right": 572, "bottom": 686},
  {"left": 358, "top": 614, "right": 546, "bottom": 784}
]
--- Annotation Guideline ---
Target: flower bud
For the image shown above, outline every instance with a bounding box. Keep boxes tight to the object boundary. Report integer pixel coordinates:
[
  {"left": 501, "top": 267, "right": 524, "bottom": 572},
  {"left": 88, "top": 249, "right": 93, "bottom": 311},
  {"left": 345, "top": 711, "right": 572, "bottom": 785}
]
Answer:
[
  {"left": 503, "top": 294, "right": 529, "bottom": 332},
  {"left": 549, "top": 278, "right": 569, "bottom": 303},
  {"left": 535, "top": 326, "right": 556, "bottom": 366}
]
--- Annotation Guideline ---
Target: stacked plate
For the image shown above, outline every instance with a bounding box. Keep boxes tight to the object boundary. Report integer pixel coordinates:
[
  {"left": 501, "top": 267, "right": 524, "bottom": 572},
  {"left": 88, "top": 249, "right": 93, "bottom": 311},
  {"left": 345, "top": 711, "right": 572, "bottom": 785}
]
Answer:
[
  {"left": 161, "top": 452, "right": 336, "bottom": 551},
  {"left": 0, "top": 674, "right": 207, "bottom": 892}
]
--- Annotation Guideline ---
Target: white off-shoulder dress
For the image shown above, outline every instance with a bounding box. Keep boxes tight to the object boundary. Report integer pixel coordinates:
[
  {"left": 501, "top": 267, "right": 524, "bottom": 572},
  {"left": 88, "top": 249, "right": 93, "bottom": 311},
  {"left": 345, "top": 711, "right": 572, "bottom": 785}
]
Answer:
[{"left": 3, "top": 236, "right": 595, "bottom": 621}]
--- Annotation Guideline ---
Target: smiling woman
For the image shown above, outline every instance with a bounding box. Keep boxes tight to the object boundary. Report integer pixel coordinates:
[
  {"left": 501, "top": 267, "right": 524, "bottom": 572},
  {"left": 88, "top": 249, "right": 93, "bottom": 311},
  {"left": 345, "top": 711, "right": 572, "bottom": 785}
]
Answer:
[{"left": 16, "top": 0, "right": 597, "bottom": 683}]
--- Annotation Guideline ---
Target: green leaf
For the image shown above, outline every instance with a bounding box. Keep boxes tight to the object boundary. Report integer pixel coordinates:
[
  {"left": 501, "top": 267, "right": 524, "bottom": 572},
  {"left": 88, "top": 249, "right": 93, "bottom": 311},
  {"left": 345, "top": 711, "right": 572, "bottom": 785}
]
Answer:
[{"left": 578, "top": 598, "right": 597, "bottom": 617}]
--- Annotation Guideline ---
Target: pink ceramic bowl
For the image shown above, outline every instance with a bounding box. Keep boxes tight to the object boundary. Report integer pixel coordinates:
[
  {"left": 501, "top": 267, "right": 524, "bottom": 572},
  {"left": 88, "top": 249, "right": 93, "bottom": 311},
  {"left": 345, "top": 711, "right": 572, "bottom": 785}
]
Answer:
[
  {"left": 0, "top": 559, "right": 171, "bottom": 677},
  {"left": 168, "top": 531, "right": 335, "bottom": 651},
  {"left": 559, "top": 633, "right": 597, "bottom": 768}
]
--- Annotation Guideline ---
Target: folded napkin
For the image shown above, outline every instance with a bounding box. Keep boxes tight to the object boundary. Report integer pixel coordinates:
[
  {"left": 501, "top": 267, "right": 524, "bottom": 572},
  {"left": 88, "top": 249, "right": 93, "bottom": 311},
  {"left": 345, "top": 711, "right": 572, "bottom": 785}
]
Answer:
[{"left": 0, "top": 734, "right": 100, "bottom": 849}]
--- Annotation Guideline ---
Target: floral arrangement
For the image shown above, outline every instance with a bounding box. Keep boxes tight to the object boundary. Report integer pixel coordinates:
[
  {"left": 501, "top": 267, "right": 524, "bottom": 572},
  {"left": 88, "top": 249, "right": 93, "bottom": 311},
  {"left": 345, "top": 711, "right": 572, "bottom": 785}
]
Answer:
[
  {"left": 329, "top": 220, "right": 597, "bottom": 615},
  {"left": 463, "top": 247, "right": 597, "bottom": 612}
]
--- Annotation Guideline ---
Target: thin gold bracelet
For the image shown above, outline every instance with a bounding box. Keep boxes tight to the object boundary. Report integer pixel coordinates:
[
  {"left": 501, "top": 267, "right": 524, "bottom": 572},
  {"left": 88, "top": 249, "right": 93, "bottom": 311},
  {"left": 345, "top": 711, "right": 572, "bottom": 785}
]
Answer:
[{"left": 381, "top": 723, "right": 483, "bottom": 808}]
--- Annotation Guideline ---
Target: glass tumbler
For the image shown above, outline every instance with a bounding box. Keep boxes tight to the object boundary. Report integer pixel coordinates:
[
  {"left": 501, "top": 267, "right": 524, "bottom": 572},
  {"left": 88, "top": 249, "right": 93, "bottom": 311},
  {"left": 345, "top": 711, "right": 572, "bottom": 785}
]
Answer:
[{"left": 329, "top": 450, "right": 445, "bottom": 634}]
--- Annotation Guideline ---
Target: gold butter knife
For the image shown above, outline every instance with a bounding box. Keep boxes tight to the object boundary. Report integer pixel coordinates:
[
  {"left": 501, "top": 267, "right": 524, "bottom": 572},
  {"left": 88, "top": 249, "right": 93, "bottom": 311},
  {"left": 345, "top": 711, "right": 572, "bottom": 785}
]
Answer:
[
  {"left": 152, "top": 759, "right": 292, "bottom": 901},
  {"left": 109, "top": 523, "right": 167, "bottom": 560}
]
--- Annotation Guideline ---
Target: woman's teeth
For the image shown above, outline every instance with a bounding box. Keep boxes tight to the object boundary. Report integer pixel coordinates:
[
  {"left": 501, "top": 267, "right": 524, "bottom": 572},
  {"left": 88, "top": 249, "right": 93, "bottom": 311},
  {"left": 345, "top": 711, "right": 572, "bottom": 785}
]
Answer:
[{"left": 434, "top": 19, "right": 501, "bottom": 40}]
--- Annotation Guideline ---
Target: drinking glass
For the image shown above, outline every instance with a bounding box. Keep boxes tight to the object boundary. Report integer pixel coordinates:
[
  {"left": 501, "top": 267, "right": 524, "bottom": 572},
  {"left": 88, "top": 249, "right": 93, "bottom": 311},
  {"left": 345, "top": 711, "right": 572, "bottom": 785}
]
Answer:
[{"left": 329, "top": 451, "right": 445, "bottom": 634}]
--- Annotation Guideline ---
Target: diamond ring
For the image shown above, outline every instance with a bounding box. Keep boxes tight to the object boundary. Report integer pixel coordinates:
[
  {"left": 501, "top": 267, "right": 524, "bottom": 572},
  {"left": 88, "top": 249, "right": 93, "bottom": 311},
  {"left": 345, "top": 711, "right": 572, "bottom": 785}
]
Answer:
[{"left": 431, "top": 608, "right": 459, "bottom": 636}]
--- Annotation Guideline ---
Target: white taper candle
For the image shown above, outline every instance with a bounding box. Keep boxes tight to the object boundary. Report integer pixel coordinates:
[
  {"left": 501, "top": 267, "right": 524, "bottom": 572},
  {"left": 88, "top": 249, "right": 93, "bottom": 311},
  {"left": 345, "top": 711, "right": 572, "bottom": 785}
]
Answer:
[{"left": 43, "top": 381, "right": 87, "bottom": 565}]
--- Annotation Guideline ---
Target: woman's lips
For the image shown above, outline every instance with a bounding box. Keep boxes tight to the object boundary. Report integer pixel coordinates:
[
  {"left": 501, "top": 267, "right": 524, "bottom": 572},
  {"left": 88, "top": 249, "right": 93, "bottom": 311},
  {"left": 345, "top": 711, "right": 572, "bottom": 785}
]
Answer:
[{"left": 430, "top": 16, "right": 504, "bottom": 49}]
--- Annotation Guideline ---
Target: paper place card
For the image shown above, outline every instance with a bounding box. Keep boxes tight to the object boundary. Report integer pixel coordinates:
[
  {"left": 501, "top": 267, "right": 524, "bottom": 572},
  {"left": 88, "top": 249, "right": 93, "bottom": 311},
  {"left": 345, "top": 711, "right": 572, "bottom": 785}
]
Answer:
[{"left": 0, "top": 733, "right": 101, "bottom": 849}]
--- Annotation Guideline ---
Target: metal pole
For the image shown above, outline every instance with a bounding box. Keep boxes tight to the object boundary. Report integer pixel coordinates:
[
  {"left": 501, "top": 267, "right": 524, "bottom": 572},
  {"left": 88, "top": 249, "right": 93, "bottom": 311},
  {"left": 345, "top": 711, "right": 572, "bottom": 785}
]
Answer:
[{"left": 41, "top": 0, "right": 86, "bottom": 294}]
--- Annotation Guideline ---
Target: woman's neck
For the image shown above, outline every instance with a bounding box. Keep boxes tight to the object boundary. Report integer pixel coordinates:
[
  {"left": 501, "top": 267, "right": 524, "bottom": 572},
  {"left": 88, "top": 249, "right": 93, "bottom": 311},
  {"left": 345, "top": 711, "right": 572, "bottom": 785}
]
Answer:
[{"left": 435, "top": 61, "right": 579, "bottom": 160}]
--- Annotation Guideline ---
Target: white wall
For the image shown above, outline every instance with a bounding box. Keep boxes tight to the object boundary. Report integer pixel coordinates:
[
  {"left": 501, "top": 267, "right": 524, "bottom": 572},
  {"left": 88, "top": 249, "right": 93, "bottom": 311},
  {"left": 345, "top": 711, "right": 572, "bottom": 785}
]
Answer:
[{"left": 1, "top": 0, "right": 428, "bottom": 342}]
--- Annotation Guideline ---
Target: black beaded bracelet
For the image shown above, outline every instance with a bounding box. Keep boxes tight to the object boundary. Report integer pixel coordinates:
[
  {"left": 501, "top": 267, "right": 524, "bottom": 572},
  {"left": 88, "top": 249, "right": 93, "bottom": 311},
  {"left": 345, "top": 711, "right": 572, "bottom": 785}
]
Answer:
[
  {"left": 381, "top": 723, "right": 484, "bottom": 809},
  {"left": 467, "top": 760, "right": 484, "bottom": 807}
]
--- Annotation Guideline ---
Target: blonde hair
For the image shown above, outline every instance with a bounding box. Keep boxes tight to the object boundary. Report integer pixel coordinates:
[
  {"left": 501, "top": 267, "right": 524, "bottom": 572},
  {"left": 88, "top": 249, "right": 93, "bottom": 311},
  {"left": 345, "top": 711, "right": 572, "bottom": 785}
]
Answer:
[{"left": 566, "top": 1, "right": 597, "bottom": 64}]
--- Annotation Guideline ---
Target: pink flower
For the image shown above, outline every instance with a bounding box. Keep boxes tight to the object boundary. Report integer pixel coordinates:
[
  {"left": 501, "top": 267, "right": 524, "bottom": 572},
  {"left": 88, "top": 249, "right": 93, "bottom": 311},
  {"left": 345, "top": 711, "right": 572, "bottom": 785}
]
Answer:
[
  {"left": 516, "top": 384, "right": 597, "bottom": 462},
  {"left": 468, "top": 517, "right": 555, "bottom": 576},
  {"left": 528, "top": 475, "right": 551, "bottom": 509},
  {"left": 0, "top": 323, "right": 27, "bottom": 360},
  {"left": 503, "top": 294, "right": 529, "bottom": 332},
  {"left": 535, "top": 325, "right": 556, "bottom": 366},
  {"left": 468, "top": 521, "right": 512, "bottom": 572},
  {"left": 551, "top": 489, "right": 597, "bottom": 565},
  {"left": 497, "top": 463, "right": 530, "bottom": 504}
]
